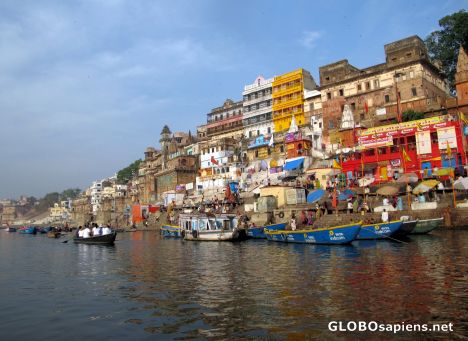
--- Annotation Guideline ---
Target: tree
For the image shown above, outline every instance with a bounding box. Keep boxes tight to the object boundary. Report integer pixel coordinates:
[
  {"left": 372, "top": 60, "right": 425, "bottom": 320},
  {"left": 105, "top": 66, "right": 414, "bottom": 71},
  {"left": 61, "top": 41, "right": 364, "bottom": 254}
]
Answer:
[
  {"left": 402, "top": 109, "right": 425, "bottom": 122},
  {"left": 60, "top": 188, "right": 82, "bottom": 200},
  {"left": 425, "top": 10, "right": 468, "bottom": 93},
  {"left": 117, "top": 159, "right": 142, "bottom": 183}
]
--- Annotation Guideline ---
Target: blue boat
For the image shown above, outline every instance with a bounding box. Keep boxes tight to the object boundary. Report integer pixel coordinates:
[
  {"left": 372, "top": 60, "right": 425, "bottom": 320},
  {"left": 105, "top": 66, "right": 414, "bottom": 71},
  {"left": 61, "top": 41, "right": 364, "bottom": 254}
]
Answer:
[
  {"left": 265, "top": 222, "right": 361, "bottom": 245},
  {"left": 160, "top": 224, "right": 182, "bottom": 238},
  {"left": 247, "top": 223, "right": 287, "bottom": 239},
  {"left": 356, "top": 220, "right": 402, "bottom": 240},
  {"left": 19, "top": 226, "right": 37, "bottom": 235}
]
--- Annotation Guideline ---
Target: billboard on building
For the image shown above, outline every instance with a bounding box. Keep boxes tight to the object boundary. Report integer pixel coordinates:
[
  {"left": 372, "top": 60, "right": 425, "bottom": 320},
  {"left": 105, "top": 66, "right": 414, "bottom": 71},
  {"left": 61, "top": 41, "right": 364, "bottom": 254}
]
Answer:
[
  {"left": 437, "top": 127, "right": 457, "bottom": 149},
  {"left": 416, "top": 131, "right": 431, "bottom": 154}
]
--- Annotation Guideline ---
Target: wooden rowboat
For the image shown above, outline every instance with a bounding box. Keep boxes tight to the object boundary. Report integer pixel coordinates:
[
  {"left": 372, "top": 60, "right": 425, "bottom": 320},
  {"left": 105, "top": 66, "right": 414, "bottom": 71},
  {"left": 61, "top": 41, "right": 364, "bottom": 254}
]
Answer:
[{"left": 73, "top": 232, "right": 117, "bottom": 245}]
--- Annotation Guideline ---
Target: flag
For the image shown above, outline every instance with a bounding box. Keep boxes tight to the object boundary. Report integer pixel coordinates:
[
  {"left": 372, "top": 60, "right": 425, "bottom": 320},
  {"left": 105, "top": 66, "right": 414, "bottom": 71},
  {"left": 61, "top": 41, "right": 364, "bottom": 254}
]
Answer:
[
  {"left": 402, "top": 148, "right": 411, "bottom": 162},
  {"left": 361, "top": 153, "right": 364, "bottom": 175},
  {"left": 210, "top": 155, "right": 219, "bottom": 165},
  {"left": 268, "top": 133, "right": 274, "bottom": 147},
  {"left": 446, "top": 141, "right": 452, "bottom": 159},
  {"left": 364, "top": 102, "right": 368, "bottom": 114},
  {"left": 332, "top": 159, "right": 342, "bottom": 169}
]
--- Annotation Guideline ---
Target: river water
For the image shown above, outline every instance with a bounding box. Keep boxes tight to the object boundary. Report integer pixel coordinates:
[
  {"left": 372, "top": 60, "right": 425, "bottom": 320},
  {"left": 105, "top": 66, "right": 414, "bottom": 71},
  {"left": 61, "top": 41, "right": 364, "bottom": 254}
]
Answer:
[{"left": 0, "top": 230, "right": 467, "bottom": 340}]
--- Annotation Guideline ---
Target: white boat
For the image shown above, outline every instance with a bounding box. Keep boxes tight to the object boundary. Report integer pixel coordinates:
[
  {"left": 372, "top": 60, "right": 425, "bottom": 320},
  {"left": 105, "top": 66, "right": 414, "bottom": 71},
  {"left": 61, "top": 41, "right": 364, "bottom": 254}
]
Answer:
[{"left": 179, "top": 213, "right": 247, "bottom": 241}]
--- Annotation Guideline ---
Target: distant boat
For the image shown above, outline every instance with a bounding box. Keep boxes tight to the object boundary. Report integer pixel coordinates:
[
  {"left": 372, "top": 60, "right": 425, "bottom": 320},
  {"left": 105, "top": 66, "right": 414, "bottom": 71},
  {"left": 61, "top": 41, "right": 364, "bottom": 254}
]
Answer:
[
  {"left": 179, "top": 213, "right": 247, "bottom": 241},
  {"left": 161, "top": 224, "right": 182, "bottom": 238},
  {"left": 265, "top": 221, "right": 361, "bottom": 245},
  {"left": 356, "top": 221, "right": 402, "bottom": 240},
  {"left": 47, "top": 231, "right": 61, "bottom": 238},
  {"left": 411, "top": 218, "right": 443, "bottom": 234},
  {"left": 247, "top": 223, "right": 286, "bottom": 239},
  {"left": 19, "top": 226, "right": 37, "bottom": 235},
  {"left": 73, "top": 231, "right": 117, "bottom": 245},
  {"left": 5, "top": 227, "right": 17, "bottom": 232}
]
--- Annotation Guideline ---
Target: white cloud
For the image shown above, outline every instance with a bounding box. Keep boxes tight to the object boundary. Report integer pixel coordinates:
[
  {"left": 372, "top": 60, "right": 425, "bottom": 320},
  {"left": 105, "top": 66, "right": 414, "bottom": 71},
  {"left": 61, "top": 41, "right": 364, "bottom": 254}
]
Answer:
[{"left": 299, "top": 30, "right": 323, "bottom": 49}]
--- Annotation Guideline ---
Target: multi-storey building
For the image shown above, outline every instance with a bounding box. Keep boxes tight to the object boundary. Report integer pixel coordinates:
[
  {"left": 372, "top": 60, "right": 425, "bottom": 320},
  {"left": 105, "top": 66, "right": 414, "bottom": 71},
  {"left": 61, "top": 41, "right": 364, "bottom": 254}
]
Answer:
[
  {"left": 242, "top": 76, "right": 274, "bottom": 139},
  {"left": 272, "top": 68, "right": 318, "bottom": 133},
  {"left": 319, "top": 35, "right": 450, "bottom": 150},
  {"left": 303, "top": 89, "right": 324, "bottom": 151},
  {"left": 206, "top": 99, "right": 243, "bottom": 139}
]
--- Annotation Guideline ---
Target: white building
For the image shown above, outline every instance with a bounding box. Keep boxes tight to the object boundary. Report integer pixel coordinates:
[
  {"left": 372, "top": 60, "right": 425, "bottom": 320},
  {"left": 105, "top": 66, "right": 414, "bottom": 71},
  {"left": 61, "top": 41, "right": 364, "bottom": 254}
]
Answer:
[
  {"left": 304, "top": 89, "right": 324, "bottom": 151},
  {"left": 90, "top": 181, "right": 102, "bottom": 214},
  {"left": 242, "top": 76, "right": 274, "bottom": 139}
]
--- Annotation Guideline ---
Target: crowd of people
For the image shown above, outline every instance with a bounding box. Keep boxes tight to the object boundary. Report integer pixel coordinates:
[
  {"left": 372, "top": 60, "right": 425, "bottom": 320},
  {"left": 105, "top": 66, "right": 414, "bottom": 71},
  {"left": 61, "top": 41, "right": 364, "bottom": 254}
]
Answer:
[{"left": 76, "top": 223, "right": 113, "bottom": 238}]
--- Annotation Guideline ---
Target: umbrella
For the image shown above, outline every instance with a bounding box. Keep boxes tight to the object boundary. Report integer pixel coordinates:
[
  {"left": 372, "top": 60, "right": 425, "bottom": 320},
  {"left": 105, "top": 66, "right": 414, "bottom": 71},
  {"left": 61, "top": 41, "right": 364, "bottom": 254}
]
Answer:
[
  {"left": 413, "top": 180, "right": 439, "bottom": 195},
  {"left": 338, "top": 193, "right": 352, "bottom": 201},
  {"left": 396, "top": 173, "right": 419, "bottom": 183},
  {"left": 454, "top": 177, "right": 468, "bottom": 190},
  {"left": 343, "top": 189, "right": 356, "bottom": 196},
  {"left": 358, "top": 177, "right": 374, "bottom": 187},
  {"left": 376, "top": 185, "right": 399, "bottom": 196},
  {"left": 307, "top": 189, "right": 325, "bottom": 203}
]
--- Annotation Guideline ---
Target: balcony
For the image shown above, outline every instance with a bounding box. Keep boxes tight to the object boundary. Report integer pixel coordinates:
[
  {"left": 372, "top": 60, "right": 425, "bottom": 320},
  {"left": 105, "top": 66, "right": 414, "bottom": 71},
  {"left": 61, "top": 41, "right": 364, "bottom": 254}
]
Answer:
[
  {"left": 272, "top": 98, "right": 303, "bottom": 111},
  {"left": 272, "top": 84, "right": 302, "bottom": 99}
]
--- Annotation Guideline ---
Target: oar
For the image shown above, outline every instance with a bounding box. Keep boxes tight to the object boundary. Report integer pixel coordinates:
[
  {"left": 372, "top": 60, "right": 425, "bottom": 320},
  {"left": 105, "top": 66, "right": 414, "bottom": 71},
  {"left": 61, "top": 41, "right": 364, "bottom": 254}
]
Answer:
[{"left": 62, "top": 232, "right": 76, "bottom": 243}]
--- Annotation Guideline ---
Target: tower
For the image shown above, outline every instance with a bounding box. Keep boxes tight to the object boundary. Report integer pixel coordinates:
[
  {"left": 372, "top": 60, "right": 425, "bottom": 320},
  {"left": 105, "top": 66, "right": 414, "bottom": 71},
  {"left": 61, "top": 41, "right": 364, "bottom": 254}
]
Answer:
[
  {"left": 159, "top": 125, "right": 172, "bottom": 169},
  {"left": 455, "top": 46, "right": 468, "bottom": 110}
]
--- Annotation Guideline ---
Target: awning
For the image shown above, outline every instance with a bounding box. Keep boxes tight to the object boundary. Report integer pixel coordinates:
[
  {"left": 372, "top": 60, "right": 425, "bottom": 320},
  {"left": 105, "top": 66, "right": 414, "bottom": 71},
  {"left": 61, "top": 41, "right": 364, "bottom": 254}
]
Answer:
[{"left": 283, "top": 157, "right": 305, "bottom": 171}]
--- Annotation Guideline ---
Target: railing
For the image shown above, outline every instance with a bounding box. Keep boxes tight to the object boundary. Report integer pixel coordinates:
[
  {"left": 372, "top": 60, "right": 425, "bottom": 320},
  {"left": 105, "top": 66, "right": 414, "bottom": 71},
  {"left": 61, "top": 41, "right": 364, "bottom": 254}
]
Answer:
[
  {"left": 272, "top": 84, "right": 302, "bottom": 99},
  {"left": 272, "top": 98, "right": 303, "bottom": 111}
]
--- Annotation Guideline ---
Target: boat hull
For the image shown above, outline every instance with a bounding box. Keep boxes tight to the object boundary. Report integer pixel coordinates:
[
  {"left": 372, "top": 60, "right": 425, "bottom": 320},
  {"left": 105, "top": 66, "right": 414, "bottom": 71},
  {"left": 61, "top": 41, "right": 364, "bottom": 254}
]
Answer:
[
  {"left": 247, "top": 223, "right": 287, "bottom": 239},
  {"left": 184, "top": 228, "right": 247, "bottom": 241},
  {"left": 411, "top": 218, "right": 443, "bottom": 234},
  {"left": 265, "top": 223, "right": 361, "bottom": 245},
  {"left": 19, "top": 227, "right": 37, "bottom": 234},
  {"left": 161, "top": 225, "right": 182, "bottom": 238},
  {"left": 73, "top": 232, "right": 117, "bottom": 245},
  {"left": 5, "top": 227, "right": 17, "bottom": 232},
  {"left": 357, "top": 221, "right": 402, "bottom": 240},
  {"left": 394, "top": 220, "right": 418, "bottom": 237}
]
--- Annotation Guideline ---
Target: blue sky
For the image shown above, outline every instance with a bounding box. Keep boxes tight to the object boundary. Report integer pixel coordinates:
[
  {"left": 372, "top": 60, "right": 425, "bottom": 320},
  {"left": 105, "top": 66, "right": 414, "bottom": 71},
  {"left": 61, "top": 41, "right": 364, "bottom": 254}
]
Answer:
[{"left": 0, "top": 0, "right": 466, "bottom": 198}]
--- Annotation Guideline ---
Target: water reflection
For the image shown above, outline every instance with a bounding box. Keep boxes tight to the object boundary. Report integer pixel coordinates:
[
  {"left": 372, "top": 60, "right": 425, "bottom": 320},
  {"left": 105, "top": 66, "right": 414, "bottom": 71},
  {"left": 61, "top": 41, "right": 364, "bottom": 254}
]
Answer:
[{"left": 0, "top": 230, "right": 466, "bottom": 339}]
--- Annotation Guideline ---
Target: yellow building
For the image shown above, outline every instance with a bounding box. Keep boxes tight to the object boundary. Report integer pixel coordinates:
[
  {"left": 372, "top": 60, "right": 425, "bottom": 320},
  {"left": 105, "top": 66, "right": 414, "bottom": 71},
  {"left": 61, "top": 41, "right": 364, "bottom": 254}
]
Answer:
[{"left": 272, "top": 68, "right": 317, "bottom": 132}]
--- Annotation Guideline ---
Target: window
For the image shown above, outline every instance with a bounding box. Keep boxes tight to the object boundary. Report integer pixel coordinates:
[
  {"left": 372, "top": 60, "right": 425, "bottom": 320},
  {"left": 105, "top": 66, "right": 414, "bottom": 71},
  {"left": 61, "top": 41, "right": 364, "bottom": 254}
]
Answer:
[
  {"left": 257, "top": 130, "right": 260, "bottom": 136},
  {"left": 407, "top": 136, "right": 416, "bottom": 150},
  {"left": 411, "top": 87, "right": 417, "bottom": 97},
  {"left": 319, "top": 122, "right": 322, "bottom": 129},
  {"left": 329, "top": 120, "right": 335, "bottom": 129},
  {"left": 360, "top": 113, "right": 365, "bottom": 120},
  {"left": 339, "top": 89, "right": 344, "bottom": 96},
  {"left": 410, "top": 71, "right": 414, "bottom": 78},
  {"left": 357, "top": 84, "right": 362, "bottom": 91},
  {"left": 351, "top": 102, "right": 356, "bottom": 110},
  {"left": 374, "top": 79, "right": 379, "bottom": 88},
  {"left": 255, "top": 150, "right": 258, "bottom": 157},
  {"left": 431, "top": 132, "right": 438, "bottom": 144},
  {"left": 385, "top": 95, "right": 390, "bottom": 103},
  {"left": 327, "top": 92, "right": 332, "bottom": 100},
  {"left": 267, "top": 127, "right": 271, "bottom": 134},
  {"left": 280, "top": 145, "right": 284, "bottom": 153},
  {"left": 365, "top": 82, "right": 370, "bottom": 90}
]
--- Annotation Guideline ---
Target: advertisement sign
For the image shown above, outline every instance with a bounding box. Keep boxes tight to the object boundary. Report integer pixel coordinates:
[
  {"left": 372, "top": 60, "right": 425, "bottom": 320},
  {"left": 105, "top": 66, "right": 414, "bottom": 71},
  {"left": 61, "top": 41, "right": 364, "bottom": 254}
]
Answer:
[
  {"left": 416, "top": 131, "right": 432, "bottom": 155},
  {"left": 358, "top": 116, "right": 444, "bottom": 136},
  {"left": 285, "top": 131, "right": 302, "bottom": 143},
  {"left": 359, "top": 135, "right": 393, "bottom": 149},
  {"left": 437, "top": 127, "right": 457, "bottom": 149},
  {"left": 376, "top": 107, "right": 387, "bottom": 116}
]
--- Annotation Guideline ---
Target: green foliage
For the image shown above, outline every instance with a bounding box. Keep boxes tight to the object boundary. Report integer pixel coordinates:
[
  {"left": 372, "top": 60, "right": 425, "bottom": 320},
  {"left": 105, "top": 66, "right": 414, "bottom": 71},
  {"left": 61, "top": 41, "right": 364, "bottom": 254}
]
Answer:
[
  {"left": 60, "top": 188, "right": 81, "bottom": 200},
  {"left": 425, "top": 10, "right": 468, "bottom": 92},
  {"left": 36, "top": 192, "right": 60, "bottom": 211},
  {"left": 402, "top": 109, "right": 425, "bottom": 122},
  {"left": 117, "top": 159, "right": 142, "bottom": 183}
]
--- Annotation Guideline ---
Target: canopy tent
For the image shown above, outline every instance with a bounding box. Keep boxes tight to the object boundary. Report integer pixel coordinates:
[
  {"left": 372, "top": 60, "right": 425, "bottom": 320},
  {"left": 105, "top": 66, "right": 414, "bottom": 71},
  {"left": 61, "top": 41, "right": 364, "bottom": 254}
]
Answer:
[
  {"left": 283, "top": 157, "right": 305, "bottom": 171},
  {"left": 306, "top": 189, "right": 325, "bottom": 203},
  {"left": 396, "top": 173, "right": 419, "bottom": 183},
  {"left": 413, "top": 180, "right": 439, "bottom": 195},
  {"left": 358, "top": 177, "right": 375, "bottom": 187},
  {"left": 433, "top": 168, "right": 453, "bottom": 177},
  {"left": 454, "top": 177, "right": 468, "bottom": 190},
  {"left": 376, "top": 185, "right": 399, "bottom": 196}
]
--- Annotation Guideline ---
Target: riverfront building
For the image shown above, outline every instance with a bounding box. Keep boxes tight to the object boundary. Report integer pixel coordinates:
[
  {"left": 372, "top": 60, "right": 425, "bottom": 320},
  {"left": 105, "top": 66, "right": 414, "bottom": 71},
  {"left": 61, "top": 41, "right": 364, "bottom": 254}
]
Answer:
[
  {"left": 272, "top": 68, "right": 318, "bottom": 133},
  {"left": 206, "top": 99, "right": 244, "bottom": 139},
  {"left": 319, "top": 36, "right": 450, "bottom": 151},
  {"left": 242, "top": 76, "right": 274, "bottom": 139}
]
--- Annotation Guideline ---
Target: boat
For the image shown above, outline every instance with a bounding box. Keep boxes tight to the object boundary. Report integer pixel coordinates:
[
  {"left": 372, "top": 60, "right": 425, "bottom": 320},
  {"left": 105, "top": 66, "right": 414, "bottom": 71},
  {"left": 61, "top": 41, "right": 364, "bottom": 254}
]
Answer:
[
  {"left": 179, "top": 213, "right": 248, "bottom": 241},
  {"left": 247, "top": 223, "right": 287, "bottom": 239},
  {"left": 160, "top": 224, "right": 182, "bottom": 238},
  {"left": 264, "top": 221, "right": 361, "bottom": 245},
  {"left": 19, "top": 226, "right": 37, "bottom": 234},
  {"left": 356, "top": 220, "right": 402, "bottom": 240},
  {"left": 410, "top": 217, "right": 443, "bottom": 234},
  {"left": 73, "top": 231, "right": 117, "bottom": 245},
  {"left": 5, "top": 227, "right": 17, "bottom": 232},
  {"left": 393, "top": 220, "right": 418, "bottom": 237},
  {"left": 47, "top": 231, "right": 61, "bottom": 238}
]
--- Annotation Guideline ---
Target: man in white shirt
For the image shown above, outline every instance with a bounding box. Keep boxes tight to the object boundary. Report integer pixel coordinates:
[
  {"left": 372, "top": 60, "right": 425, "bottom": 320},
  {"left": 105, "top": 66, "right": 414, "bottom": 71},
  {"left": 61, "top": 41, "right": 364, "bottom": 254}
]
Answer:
[
  {"left": 381, "top": 209, "right": 389, "bottom": 223},
  {"left": 383, "top": 197, "right": 390, "bottom": 206},
  {"left": 82, "top": 226, "right": 91, "bottom": 238},
  {"left": 78, "top": 227, "right": 84, "bottom": 238},
  {"left": 92, "top": 224, "right": 100, "bottom": 236},
  {"left": 102, "top": 225, "right": 112, "bottom": 235}
]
